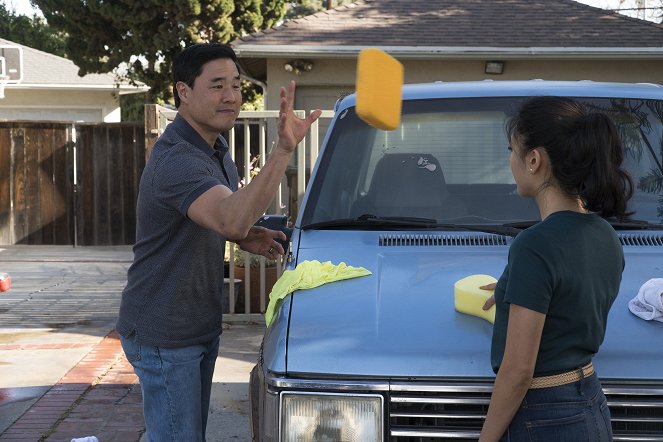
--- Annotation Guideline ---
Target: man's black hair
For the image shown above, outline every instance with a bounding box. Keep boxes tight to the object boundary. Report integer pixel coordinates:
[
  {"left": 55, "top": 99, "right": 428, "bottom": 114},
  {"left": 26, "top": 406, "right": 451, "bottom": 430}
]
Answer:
[{"left": 172, "top": 43, "right": 240, "bottom": 108}]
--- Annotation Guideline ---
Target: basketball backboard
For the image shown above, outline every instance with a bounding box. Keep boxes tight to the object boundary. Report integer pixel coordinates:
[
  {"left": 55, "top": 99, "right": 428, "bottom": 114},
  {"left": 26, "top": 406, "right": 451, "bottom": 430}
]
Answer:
[
  {"left": 0, "top": 45, "right": 23, "bottom": 83},
  {"left": 0, "top": 45, "right": 22, "bottom": 99}
]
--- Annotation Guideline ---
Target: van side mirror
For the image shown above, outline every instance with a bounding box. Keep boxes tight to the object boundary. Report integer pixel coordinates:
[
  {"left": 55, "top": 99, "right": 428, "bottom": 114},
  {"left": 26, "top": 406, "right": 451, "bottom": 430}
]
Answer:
[{"left": 254, "top": 214, "right": 293, "bottom": 255}]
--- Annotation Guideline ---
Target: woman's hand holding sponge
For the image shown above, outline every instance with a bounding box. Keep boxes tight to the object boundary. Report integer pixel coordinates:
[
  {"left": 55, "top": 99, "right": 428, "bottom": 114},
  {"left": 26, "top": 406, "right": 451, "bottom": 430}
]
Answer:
[{"left": 453, "top": 274, "right": 497, "bottom": 324}]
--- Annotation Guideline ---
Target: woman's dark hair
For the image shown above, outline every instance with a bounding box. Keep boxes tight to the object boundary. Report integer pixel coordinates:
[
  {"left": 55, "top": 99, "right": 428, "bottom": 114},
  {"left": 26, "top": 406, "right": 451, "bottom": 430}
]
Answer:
[
  {"left": 506, "top": 96, "right": 633, "bottom": 219},
  {"left": 172, "top": 43, "right": 240, "bottom": 108}
]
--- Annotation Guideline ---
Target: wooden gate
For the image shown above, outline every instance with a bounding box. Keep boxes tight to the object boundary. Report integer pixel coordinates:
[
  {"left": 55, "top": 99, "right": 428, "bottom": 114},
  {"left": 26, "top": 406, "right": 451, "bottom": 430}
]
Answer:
[
  {"left": 0, "top": 122, "right": 144, "bottom": 245},
  {"left": 0, "top": 122, "right": 75, "bottom": 245},
  {"left": 75, "top": 123, "right": 144, "bottom": 245}
]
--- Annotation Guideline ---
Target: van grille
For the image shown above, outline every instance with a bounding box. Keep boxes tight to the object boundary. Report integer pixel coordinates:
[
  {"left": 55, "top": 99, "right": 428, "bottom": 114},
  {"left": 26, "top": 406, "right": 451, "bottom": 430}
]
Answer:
[
  {"left": 379, "top": 234, "right": 508, "bottom": 247},
  {"left": 618, "top": 233, "right": 663, "bottom": 246},
  {"left": 603, "top": 383, "right": 663, "bottom": 441},
  {"left": 389, "top": 381, "right": 663, "bottom": 441},
  {"left": 377, "top": 233, "right": 663, "bottom": 247}
]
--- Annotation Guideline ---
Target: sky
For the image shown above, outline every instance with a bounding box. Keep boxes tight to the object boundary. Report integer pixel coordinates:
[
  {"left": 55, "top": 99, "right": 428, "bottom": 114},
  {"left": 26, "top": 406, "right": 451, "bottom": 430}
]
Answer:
[
  {"left": 4, "top": 0, "right": 35, "bottom": 16},
  {"left": 2, "top": 0, "right": 660, "bottom": 22},
  {"left": 577, "top": 0, "right": 660, "bottom": 20}
]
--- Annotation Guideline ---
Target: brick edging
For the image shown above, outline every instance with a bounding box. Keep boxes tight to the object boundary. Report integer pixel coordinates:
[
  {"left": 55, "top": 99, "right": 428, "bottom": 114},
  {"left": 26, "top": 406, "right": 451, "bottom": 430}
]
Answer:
[{"left": 0, "top": 330, "right": 131, "bottom": 441}]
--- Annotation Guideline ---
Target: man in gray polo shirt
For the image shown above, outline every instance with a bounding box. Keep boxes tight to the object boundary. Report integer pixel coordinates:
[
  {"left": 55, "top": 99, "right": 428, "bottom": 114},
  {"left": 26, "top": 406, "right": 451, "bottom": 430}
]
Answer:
[{"left": 116, "top": 43, "right": 321, "bottom": 441}]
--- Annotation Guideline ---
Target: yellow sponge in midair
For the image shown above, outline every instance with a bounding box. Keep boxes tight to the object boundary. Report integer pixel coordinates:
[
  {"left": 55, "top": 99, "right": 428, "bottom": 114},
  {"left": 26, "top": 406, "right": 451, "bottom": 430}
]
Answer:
[
  {"left": 454, "top": 274, "right": 497, "bottom": 324},
  {"left": 355, "top": 48, "right": 403, "bottom": 131}
]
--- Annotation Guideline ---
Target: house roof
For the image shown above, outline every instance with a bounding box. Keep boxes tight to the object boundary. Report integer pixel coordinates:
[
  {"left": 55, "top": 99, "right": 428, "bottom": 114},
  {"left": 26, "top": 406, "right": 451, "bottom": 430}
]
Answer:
[
  {"left": 0, "top": 38, "right": 148, "bottom": 94},
  {"left": 232, "top": 0, "right": 663, "bottom": 72}
]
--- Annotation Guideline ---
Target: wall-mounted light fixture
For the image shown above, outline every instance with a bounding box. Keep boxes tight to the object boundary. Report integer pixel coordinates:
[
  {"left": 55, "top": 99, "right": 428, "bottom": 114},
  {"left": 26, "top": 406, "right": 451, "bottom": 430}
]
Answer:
[
  {"left": 284, "top": 59, "right": 314, "bottom": 75},
  {"left": 485, "top": 61, "right": 504, "bottom": 75}
]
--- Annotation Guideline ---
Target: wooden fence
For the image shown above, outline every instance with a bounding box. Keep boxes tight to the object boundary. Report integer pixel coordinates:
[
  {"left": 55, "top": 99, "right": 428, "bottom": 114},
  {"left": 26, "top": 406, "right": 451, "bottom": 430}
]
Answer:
[
  {"left": 0, "top": 121, "right": 144, "bottom": 245},
  {"left": 75, "top": 123, "right": 144, "bottom": 245},
  {"left": 1, "top": 112, "right": 333, "bottom": 318}
]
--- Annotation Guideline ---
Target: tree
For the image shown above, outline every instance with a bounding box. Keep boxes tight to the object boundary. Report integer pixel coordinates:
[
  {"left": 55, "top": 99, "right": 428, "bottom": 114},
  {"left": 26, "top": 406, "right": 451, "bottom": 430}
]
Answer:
[
  {"left": 32, "top": 0, "right": 289, "bottom": 104},
  {"left": 0, "top": 3, "right": 66, "bottom": 57},
  {"left": 611, "top": 0, "right": 663, "bottom": 22}
]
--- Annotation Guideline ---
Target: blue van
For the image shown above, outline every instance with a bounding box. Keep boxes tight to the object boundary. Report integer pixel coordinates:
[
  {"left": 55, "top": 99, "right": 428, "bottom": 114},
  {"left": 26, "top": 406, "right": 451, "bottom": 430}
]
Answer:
[{"left": 250, "top": 80, "right": 663, "bottom": 441}]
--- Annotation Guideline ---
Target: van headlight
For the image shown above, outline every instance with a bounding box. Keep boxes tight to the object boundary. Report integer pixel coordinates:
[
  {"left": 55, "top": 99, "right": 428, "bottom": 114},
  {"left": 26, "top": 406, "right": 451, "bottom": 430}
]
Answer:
[{"left": 281, "top": 392, "right": 383, "bottom": 441}]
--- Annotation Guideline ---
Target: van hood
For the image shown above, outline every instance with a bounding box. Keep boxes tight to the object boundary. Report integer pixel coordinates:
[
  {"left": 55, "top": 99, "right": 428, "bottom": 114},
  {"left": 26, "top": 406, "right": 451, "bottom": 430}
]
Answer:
[{"left": 283, "top": 230, "right": 663, "bottom": 381}]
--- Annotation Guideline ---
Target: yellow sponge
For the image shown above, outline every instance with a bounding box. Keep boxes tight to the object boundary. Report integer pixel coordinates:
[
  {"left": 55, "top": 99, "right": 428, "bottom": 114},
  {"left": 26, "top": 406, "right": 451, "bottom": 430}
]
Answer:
[
  {"left": 454, "top": 274, "right": 497, "bottom": 324},
  {"left": 355, "top": 48, "right": 403, "bottom": 131}
]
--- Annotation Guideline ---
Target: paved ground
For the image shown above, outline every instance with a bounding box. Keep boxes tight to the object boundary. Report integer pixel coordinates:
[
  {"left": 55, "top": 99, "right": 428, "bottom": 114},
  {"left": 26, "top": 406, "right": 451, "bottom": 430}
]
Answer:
[{"left": 0, "top": 245, "right": 265, "bottom": 442}]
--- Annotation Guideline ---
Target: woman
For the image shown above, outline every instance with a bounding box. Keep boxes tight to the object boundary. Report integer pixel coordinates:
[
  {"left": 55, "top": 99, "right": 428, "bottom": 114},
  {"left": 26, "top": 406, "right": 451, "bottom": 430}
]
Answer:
[{"left": 479, "top": 96, "right": 633, "bottom": 441}]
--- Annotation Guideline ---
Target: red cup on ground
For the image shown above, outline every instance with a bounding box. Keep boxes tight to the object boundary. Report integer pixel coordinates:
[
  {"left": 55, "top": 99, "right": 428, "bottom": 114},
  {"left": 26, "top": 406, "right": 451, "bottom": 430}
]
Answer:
[{"left": 0, "top": 273, "right": 11, "bottom": 292}]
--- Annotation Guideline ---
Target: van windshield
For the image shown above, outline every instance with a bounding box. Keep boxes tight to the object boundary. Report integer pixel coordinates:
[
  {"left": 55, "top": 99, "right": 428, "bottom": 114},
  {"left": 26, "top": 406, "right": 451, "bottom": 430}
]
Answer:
[{"left": 301, "top": 97, "right": 663, "bottom": 228}]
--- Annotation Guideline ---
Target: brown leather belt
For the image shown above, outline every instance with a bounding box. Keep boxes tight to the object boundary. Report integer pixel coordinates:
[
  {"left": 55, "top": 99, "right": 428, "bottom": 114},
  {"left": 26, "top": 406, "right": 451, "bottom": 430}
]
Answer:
[{"left": 530, "top": 362, "right": 594, "bottom": 389}]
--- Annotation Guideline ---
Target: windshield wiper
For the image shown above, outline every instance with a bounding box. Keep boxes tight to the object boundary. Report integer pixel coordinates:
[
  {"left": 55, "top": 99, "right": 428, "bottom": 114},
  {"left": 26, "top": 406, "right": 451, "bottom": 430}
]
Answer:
[
  {"left": 608, "top": 219, "right": 663, "bottom": 230},
  {"left": 303, "top": 214, "right": 525, "bottom": 236},
  {"left": 462, "top": 224, "right": 524, "bottom": 236},
  {"left": 303, "top": 214, "right": 439, "bottom": 230},
  {"left": 502, "top": 220, "right": 540, "bottom": 229},
  {"left": 504, "top": 218, "right": 663, "bottom": 231},
  {"left": 357, "top": 214, "right": 439, "bottom": 225}
]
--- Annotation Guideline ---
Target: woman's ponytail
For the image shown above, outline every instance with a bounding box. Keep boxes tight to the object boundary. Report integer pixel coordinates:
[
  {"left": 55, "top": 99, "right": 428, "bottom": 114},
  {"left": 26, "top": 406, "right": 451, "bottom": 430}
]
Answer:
[
  {"left": 575, "top": 112, "right": 633, "bottom": 219},
  {"left": 508, "top": 96, "right": 633, "bottom": 219}
]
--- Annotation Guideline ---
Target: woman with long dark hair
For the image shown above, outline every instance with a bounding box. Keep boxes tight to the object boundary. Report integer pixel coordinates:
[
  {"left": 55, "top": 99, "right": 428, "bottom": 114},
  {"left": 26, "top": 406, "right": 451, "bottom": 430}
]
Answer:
[{"left": 479, "top": 96, "right": 633, "bottom": 441}]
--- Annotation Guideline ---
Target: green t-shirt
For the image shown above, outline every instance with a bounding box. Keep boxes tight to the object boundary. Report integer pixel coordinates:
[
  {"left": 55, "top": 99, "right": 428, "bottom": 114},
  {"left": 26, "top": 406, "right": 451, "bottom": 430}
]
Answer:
[{"left": 491, "top": 211, "right": 624, "bottom": 375}]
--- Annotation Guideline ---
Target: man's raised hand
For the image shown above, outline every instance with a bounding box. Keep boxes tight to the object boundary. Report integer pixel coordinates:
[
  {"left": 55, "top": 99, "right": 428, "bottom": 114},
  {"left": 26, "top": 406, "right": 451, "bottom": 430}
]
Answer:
[{"left": 277, "top": 80, "right": 322, "bottom": 153}]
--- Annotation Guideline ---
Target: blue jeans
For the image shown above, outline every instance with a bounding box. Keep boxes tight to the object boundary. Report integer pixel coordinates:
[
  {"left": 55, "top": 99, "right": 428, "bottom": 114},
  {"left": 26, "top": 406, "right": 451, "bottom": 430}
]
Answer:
[
  {"left": 502, "top": 372, "right": 613, "bottom": 441},
  {"left": 120, "top": 333, "right": 220, "bottom": 442}
]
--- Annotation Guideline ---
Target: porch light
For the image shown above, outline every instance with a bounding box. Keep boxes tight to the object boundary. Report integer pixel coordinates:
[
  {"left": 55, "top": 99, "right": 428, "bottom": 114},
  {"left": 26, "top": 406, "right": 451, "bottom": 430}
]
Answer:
[
  {"left": 284, "top": 59, "right": 314, "bottom": 75},
  {"left": 485, "top": 61, "right": 504, "bottom": 75}
]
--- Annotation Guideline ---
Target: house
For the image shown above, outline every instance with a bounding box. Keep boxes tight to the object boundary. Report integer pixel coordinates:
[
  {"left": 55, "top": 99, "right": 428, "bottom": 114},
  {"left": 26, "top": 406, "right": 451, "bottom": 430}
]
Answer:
[
  {"left": 0, "top": 37, "right": 148, "bottom": 122},
  {"left": 231, "top": 0, "right": 663, "bottom": 116}
]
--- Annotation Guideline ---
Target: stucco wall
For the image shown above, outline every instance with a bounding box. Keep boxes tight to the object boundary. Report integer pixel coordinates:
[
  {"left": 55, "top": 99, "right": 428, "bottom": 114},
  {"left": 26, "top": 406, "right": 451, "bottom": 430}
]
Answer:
[
  {"left": 0, "top": 88, "right": 121, "bottom": 122},
  {"left": 258, "top": 56, "right": 663, "bottom": 215},
  {"left": 264, "top": 58, "right": 663, "bottom": 112}
]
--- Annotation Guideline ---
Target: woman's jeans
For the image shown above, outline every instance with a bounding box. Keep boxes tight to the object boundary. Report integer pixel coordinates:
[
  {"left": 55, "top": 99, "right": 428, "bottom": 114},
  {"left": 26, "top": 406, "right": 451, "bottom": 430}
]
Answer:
[
  {"left": 502, "top": 373, "right": 613, "bottom": 441},
  {"left": 120, "top": 333, "right": 220, "bottom": 442}
]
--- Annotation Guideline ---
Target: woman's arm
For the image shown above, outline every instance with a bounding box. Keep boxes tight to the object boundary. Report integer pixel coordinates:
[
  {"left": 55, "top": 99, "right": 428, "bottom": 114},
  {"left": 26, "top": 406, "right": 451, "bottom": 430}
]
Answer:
[{"left": 479, "top": 304, "right": 546, "bottom": 442}]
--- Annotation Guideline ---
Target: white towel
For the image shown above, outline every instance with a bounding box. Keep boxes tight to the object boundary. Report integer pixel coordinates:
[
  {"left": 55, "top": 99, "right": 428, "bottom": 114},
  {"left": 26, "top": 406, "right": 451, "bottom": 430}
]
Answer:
[{"left": 628, "top": 278, "right": 663, "bottom": 322}]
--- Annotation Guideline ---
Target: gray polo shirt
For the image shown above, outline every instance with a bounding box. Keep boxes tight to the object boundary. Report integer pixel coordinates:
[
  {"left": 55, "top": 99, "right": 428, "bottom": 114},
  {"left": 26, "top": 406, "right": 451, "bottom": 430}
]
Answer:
[{"left": 117, "top": 114, "right": 239, "bottom": 347}]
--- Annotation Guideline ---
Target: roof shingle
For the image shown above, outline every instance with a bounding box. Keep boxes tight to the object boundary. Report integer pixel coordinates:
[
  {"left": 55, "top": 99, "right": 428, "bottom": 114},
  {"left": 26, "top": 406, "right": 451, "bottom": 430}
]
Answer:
[{"left": 234, "top": 0, "right": 663, "bottom": 48}]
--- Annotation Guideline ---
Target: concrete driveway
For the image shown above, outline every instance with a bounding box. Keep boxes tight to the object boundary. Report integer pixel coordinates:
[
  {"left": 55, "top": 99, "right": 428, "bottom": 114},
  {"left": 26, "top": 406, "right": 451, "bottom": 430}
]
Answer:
[{"left": 0, "top": 245, "right": 264, "bottom": 442}]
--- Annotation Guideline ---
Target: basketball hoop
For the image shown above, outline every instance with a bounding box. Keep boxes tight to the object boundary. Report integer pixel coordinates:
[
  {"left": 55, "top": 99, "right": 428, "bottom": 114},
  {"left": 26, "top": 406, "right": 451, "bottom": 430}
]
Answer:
[
  {"left": 0, "top": 45, "right": 24, "bottom": 99},
  {"left": 0, "top": 75, "right": 8, "bottom": 99}
]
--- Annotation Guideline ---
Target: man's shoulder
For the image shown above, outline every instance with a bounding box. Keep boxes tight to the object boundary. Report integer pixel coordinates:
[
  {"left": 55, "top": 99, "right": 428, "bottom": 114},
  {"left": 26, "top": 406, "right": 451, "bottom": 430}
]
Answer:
[
  {"left": 152, "top": 118, "right": 213, "bottom": 161},
  {"left": 154, "top": 121, "right": 190, "bottom": 150},
  {"left": 151, "top": 127, "right": 203, "bottom": 162}
]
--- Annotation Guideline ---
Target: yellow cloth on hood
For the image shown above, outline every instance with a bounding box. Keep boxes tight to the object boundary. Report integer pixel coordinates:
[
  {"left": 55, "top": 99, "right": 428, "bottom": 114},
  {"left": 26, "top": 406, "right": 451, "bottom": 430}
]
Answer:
[{"left": 265, "top": 260, "right": 372, "bottom": 326}]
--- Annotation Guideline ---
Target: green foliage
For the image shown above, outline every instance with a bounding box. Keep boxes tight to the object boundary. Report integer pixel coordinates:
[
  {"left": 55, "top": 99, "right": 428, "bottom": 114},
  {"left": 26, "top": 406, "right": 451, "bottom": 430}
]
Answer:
[
  {"left": 233, "top": 243, "right": 277, "bottom": 268},
  {"left": 0, "top": 3, "right": 66, "bottom": 56},
  {"left": 240, "top": 80, "right": 264, "bottom": 110},
  {"left": 119, "top": 93, "right": 148, "bottom": 122},
  {"left": 32, "top": 0, "right": 289, "bottom": 103}
]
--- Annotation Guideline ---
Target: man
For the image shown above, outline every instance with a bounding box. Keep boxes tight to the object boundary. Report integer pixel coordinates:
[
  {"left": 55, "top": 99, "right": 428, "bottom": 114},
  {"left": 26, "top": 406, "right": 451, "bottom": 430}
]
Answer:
[{"left": 116, "top": 43, "right": 321, "bottom": 441}]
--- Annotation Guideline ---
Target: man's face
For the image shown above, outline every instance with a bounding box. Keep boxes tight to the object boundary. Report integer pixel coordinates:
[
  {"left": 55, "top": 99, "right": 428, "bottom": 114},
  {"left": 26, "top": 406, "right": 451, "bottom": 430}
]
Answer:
[{"left": 177, "top": 57, "right": 242, "bottom": 143}]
